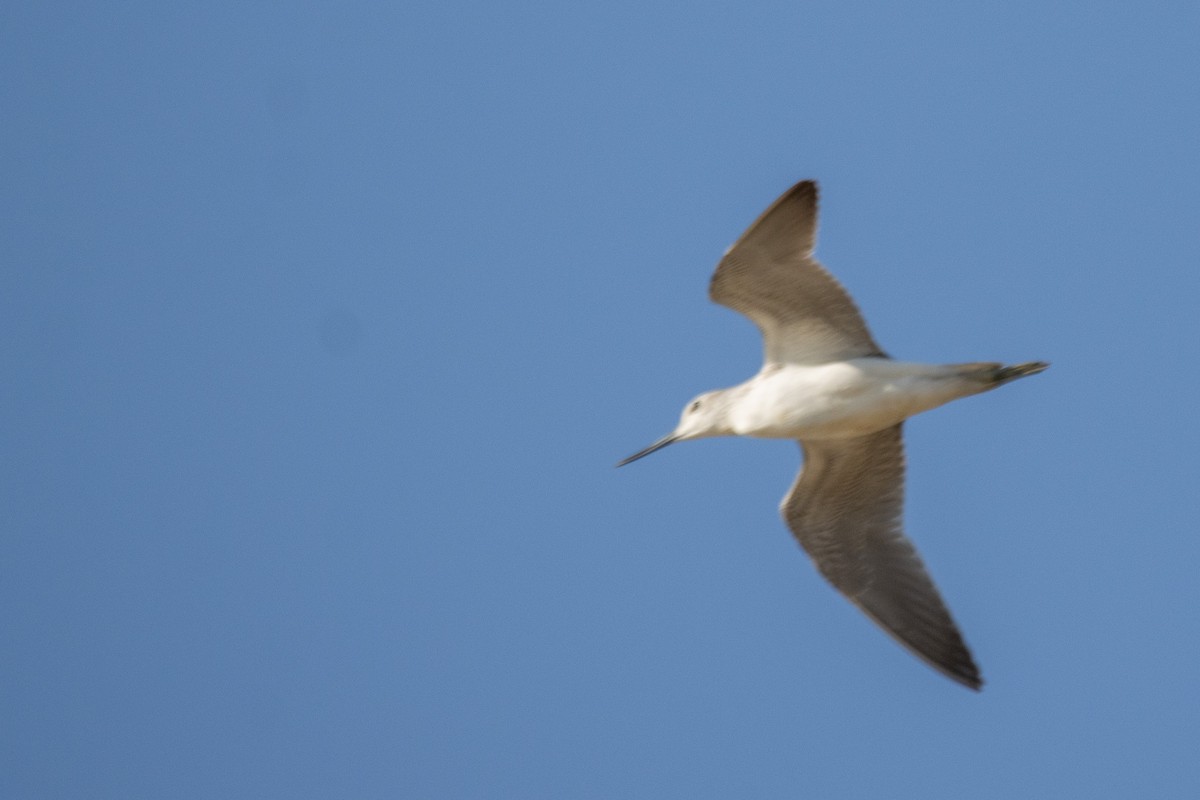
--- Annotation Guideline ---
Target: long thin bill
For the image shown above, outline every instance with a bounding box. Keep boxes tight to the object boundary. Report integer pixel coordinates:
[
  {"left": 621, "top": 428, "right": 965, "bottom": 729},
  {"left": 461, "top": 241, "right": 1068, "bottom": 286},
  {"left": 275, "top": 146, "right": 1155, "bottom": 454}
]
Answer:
[{"left": 616, "top": 434, "right": 678, "bottom": 467}]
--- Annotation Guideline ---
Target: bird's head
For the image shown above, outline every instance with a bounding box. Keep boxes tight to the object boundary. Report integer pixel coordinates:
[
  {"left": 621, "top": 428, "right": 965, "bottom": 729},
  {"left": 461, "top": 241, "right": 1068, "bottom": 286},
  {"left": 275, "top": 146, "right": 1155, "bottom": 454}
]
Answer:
[{"left": 616, "top": 390, "right": 731, "bottom": 466}]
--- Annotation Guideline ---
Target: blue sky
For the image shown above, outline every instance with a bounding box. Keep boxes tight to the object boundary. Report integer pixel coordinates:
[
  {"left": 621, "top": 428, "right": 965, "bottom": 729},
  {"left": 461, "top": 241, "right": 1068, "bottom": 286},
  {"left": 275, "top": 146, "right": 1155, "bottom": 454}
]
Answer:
[{"left": 3, "top": 2, "right": 1199, "bottom": 797}]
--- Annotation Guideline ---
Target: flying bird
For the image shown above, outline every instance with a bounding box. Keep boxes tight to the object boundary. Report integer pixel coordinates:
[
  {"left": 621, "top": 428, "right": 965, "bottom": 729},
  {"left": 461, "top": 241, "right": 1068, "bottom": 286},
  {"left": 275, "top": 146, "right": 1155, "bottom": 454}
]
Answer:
[{"left": 618, "top": 180, "right": 1046, "bottom": 690}]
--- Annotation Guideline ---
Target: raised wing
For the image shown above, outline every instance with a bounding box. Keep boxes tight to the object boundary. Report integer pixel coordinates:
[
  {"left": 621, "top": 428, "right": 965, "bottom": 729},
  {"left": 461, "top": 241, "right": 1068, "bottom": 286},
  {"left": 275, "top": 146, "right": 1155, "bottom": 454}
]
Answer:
[
  {"left": 782, "top": 424, "right": 982, "bottom": 690},
  {"left": 709, "top": 181, "right": 886, "bottom": 365}
]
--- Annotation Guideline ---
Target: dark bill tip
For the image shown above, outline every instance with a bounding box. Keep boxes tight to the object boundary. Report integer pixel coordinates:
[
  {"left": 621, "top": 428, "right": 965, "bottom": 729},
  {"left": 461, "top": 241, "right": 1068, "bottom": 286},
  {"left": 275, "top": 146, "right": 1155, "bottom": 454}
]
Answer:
[{"left": 616, "top": 434, "right": 678, "bottom": 467}]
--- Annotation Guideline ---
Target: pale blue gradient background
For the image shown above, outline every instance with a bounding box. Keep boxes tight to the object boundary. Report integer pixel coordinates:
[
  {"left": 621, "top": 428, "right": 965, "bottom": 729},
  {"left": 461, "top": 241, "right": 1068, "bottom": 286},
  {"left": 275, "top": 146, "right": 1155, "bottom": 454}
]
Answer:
[{"left": 3, "top": 2, "right": 1199, "bottom": 798}]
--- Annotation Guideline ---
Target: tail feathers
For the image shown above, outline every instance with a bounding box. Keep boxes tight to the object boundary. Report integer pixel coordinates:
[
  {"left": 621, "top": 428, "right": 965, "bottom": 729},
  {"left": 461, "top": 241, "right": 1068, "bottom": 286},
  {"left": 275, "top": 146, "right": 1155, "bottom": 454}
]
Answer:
[
  {"left": 953, "top": 360, "right": 1049, "bottom": 388},
  {"left": 993, "top": 361, "right": 1050, "bottom": 385}
]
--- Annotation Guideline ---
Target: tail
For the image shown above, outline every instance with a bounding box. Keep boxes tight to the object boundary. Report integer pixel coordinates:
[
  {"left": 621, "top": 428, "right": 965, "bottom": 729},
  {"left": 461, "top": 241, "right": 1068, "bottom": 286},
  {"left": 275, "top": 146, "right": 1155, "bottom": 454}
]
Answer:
[
  {"left": 992, "top": 361, "right": 1050, "bottom": 385},
  {"left": 952, "top": 360, "right": 1049, "bottom": 390}
]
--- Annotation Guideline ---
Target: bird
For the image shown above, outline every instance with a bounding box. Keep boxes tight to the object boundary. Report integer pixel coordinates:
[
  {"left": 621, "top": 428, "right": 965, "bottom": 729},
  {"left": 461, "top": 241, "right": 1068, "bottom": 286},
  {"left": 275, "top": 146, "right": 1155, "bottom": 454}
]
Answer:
[{"left": 617, "top": 180, "right": 1047, "bottom": 690}]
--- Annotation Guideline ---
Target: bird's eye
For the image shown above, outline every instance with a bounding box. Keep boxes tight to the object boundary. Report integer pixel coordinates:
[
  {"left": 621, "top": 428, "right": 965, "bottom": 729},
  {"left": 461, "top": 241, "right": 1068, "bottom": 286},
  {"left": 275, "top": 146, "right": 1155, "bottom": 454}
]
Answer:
[{"left": 689, "top": 400, "right": 702, "bottom": 413}]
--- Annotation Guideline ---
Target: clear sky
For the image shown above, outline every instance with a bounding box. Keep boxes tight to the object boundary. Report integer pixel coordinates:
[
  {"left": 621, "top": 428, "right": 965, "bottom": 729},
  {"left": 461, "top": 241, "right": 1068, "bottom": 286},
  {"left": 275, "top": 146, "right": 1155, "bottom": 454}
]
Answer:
[{"left": 3, "top": 2, "right": 1198, "bottom": 798}]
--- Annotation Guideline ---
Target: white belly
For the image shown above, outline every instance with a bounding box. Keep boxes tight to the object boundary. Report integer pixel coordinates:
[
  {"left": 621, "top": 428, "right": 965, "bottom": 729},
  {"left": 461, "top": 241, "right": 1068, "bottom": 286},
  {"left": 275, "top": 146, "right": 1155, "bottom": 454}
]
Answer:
[{"left": 728, "top": 359, "right": 979, "bottom": 440}]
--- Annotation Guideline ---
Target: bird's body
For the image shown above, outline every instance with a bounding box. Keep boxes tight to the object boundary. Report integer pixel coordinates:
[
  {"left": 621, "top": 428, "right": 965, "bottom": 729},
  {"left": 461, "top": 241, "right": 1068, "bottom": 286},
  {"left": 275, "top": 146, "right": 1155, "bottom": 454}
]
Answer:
[
  {"left": 724, "top": 359, "right": 1006, "bottom": 440},
  {"left": 618, "top": 180, "right": 1047, "bottom": 690}
]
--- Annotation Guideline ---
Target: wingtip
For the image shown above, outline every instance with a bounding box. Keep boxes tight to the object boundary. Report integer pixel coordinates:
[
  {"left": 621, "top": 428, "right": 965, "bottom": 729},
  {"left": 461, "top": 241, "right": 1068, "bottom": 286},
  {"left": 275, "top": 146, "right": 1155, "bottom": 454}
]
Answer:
[
  {"left": 913, "top": 642, "right": 984, "bottom": 692},
  {"left": 913, "top": 649, "right": 982, "bottom": 691},
  {"left": 787, "top": 179, "right": 819, "bottom": 204},
  {"left": 953, "top": 666, "right": 985, "bottom": 692},
  {"left": 929, "top": 642, "right": 984, "bottom": 691}
]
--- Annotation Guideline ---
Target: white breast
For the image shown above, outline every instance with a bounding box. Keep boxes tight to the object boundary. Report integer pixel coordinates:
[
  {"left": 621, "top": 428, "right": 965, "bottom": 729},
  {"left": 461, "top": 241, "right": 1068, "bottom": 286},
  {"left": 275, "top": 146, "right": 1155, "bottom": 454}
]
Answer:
[{"left": 730, "top": 360, "right": 972, "bottom": 440}]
